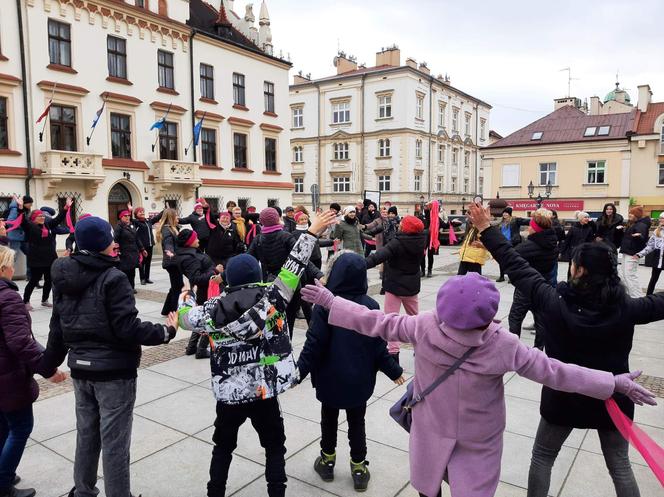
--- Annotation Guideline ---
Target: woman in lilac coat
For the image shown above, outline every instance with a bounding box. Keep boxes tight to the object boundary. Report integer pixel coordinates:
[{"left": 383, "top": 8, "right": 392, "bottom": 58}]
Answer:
[{"left": 301, "top": 274, "right": 654, "bottom": 497}]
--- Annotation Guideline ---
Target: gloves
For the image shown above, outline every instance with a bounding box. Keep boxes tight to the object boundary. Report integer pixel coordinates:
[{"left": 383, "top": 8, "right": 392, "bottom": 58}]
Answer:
[
  {"left": 614, "top": 371, "right": 657, "bottom": 406},
  {"left": 301, "top": 279, "right": 335, "bottom": 310}
]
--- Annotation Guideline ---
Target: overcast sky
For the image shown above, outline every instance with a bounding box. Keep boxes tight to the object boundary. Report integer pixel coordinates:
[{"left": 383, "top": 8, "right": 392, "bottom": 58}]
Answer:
[{"left": 262, "top": 0, "right": 664, "bottom": 136}]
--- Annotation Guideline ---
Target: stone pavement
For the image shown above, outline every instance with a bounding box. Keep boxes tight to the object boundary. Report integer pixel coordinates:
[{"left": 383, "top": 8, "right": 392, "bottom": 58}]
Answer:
[{"left": 15, "top": 249, "right": 664, "bottom": 497}]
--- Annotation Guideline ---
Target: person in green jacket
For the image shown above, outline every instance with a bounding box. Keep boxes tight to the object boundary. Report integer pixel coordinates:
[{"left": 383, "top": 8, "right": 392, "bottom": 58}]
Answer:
[{"left": 333, "top": 206, "right": 369, "bottom": 255}]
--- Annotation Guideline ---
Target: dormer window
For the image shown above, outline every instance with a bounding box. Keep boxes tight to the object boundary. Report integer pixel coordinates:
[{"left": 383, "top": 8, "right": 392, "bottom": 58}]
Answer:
[
  {"left": 597, "top": 125, "right": 611, "bottom": 136},
  {"left": 531, "top": 131, "right": 543, "bottom": 140},
  {"left": 584, "top": 126, "right": 597, "bottom": 137}
]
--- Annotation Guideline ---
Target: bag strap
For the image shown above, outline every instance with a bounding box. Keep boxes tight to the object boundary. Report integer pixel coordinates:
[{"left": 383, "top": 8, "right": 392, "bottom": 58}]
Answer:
[{"left": 407, "top": 346, "right": 476, "bottom": 409}]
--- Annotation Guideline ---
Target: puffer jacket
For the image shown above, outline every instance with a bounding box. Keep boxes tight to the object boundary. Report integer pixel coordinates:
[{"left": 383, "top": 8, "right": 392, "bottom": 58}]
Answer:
[
  {"left": 207, "top": 224, "right": 243, "bottom": 266},
  {"left": 297, "top": 252, "right": 402, "bottom": 408},
  {"left": 560, "top": 222, "right": 596, "bottom": 262},
  {"left": 179, "top": 209, "right": 211, "bottom": 242},
  {"left": 0, "top": 279, "right": 55, "bottom": 411},
  {"left": 333, "top": 220, "right": 364, "bottom": 255},
  {"left": 42, "top": 252, "right": 175, "bottom": 380},
  {"left": 20, "top": 209, "right": 66, "bottom": 268},
  {"left": 595, "top": 214, "right": 624, "bottom": 249},
  {"left": 178, "top": 233, "right": 318, "bottom": 405},
  {"left": 515, "top": 229, "right": 559, "bottom": 277},
  {"left": 6, "top": 199, "right": 28, "bottom": 242},
  {"left": 459, "top": 229, "right": 490, "bottom": 265},
  {"left": 366, "top": 231, "right": 427, "bottom": 296},
  {"left": 638, "top": 231, "right": 664, "bottom": 269},
  {"left": 176, "top": 246, "right": 216, "bottom": 289},
  {"left": 160, "top": 224, "right": 179, "bottom": 269},
  {"left": 283, "top": 216, "right": 296, "bottom": 233},
  {"left": 620, "top": 217, "right": 651, "bottom": 256},
  {"left": 114, "top": 221, "right": 143, "bottom": 272}
]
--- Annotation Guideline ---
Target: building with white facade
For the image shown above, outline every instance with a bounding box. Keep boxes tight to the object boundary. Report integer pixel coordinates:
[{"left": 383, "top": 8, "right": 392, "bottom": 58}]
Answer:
[
  {"left": 289, "top": 47, "right": 491, "bottom": 214},
  {"left": 0, "top": 0, "right": 292, "bottom": 229}
]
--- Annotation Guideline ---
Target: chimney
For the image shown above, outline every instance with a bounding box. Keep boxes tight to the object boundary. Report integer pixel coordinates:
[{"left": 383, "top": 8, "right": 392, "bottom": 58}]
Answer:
[
  {"left": 589, "top": 96, "right": 601, "bottom": 115},
  {"left": 334, "top": 52, "right": 357, "bottom": 75},
  {"left": 637, "top": 84, "right": 652, "bottom": 112},
  {"left": 418, "top": 61, "right": 430, "bottom": 75},
  {"left": 375, "top": 45, "right": 400, "bottom": 67},
  {"left": 553, "top": 96, "right": 581, "bottom": 111},
  {"left": 293, "top": 72, "right": 310, "bottom": 85},
  {"left": 405, "top": 57, "right": 417, "bottom": 69}
]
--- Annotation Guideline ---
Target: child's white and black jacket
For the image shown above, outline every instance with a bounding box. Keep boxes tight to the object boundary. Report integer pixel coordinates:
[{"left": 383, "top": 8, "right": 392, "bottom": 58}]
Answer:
[{"left": 177, "top": 232, "right": 317, "bottom": 405}]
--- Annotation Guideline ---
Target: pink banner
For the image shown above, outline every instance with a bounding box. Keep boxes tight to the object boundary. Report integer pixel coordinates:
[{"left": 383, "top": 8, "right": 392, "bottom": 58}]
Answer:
[{"left": 507, "top": 199, "right": 585, "bottom": 211}]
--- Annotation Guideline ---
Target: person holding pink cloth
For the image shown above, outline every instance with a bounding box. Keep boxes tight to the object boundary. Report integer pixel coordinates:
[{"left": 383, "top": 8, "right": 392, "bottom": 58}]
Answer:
[
  {"left": 301, "top": 272, "right": 656, "bottom": 497},
  {"left": 365, "top": 215, "right": 426, "bottom": 363}
]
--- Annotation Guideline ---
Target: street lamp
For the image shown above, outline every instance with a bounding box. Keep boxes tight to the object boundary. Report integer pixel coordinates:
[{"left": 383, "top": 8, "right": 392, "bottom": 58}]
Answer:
[
  {"left": 527, "top": 180, "right": 552, "bottom": 209},
  {"left": 419, "top": 195, "right": 425, "bottom": 213},
  {"left": 461, "top": 196, "right": 467, "bottom": 215}
]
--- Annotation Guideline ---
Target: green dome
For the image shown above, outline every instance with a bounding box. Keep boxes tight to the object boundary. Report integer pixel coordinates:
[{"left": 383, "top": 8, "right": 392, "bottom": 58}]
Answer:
[{"left": 604, "top": 83, "right": 631, "bottom": 104}]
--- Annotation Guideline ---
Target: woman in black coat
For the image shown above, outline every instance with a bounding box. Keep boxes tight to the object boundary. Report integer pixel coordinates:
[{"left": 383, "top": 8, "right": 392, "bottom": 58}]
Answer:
[
  {"left": 156, "top": 208, "right": 183, "bottom": 315},
  {"left": 19, "top": 198, "right": 70, "bottom": 309},
  {"left": 179, "top": 200, "right": 212, "bottom": 253},
  {"left": 595, "top": 203, "right": 625, "bottom": 250},
  {"left": 206, "top": 211, "right": 244, "bottom": 267},
  {"left": 114, "top": 210, "right": 145, "bottom": 290},
  {"left": 469, "top": 204, "right": 664, "bottom": 497},
  {"left": 559, "top": 211, "right": 595, "bottom": 280}
]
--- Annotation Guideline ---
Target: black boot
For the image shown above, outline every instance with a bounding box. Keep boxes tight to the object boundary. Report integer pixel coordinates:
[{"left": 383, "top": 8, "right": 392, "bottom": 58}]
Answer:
[
  {"left": 185, "top": 332, "right": 199, "bottom": 355},
  {"left": 11, "top": 477, "right": 19, "bottom": 485},
  {"left": 314, "top": 451, "right": 336, "bottom": 481},
  {"left": 1, "top": 487, "right": 37, "bottom": 497},
  {"left": 427, "top": 269, "right": 432, "bottom": 278},
  {"left": 350, "top": 459, "right": 370, "bottom": 492},
  {"left": 195, "top": 334, "right": 210, "bottom": 359}
]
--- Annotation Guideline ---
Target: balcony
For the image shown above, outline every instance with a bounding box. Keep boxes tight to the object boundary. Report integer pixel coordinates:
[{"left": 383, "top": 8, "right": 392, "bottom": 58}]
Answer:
[
  {"left": 150, "top": 159, "right": 201, "bottom": 200},
  {"left": 40, "top": 150, "right": 105, "bottom": 199}
]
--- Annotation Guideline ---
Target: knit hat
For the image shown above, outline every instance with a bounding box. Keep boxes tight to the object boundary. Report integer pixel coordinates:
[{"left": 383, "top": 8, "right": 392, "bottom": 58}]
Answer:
[
  {"left": 330, "top": 202, "right": 341, "bottom": 213},
  {"left": 118, "top": 210, "right": 131, "bottom": 219},
  {"left": 629, "top": 206, "right": 644, "bottom": 218},
  {"left": 284, "top": 206, "right": 294, "bottom": 213},
  {"left": 436, "top": 272, "right": 500, "bottom": 330},
  {"left": 575, "top": 211, "right": 589, "bottom": 221},
  {"left": 176, "top": 228, "right": 198, "bottom": 247},
  {"left": 193, "top": 202, "right": 203, "bottom": 210},
  {"left": 294, "top": 211, "right": 306, "bottom": 223},
  {"left": 40, "top": 206, "right": 56, "bottom": 216},
  {"left": 22, "top": 195, "right": 34, "bottom": 205},
  {"left": 259, "top": 207, "right": 280, "bottom": 227},
  {"left": 502, "top": 207, "right": 513, "bottom": 216},
  {"left": 134, "top": 207, "right": 145, "bottom": 215},
  {"left": 401, "top": 215, "right": 424, "bottom": 234},
  {"left": 225, "top": 254, "right": 262, "bottom": 286},
  {"left": 388, "top": 206, "right": 398, "bottom": 215},
  {"left": 30, "top": 210, "right": 44, "bottom": 221},
  {"left": 343, "top": 205, "right": 356, "bottom": 215},
  {"left": 219, "top": 211, "right": 231, "bottom": 220},
  {"left": 75, "top": 216, "right": 114, "bottom": 253}
]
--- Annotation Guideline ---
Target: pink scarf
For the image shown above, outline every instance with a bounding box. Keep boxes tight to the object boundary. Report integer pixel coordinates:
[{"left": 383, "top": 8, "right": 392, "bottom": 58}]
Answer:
[
  {"left": 260, "top": 224, "right": 282, "bottom": 235},
  {"left": 6, "top": 213, "right": 23, "bottom": 232},
  {"left": 65, "top": 205, "right": 75, "bottom": 233},
  {"left": 40, "top": 225, "right": 48, "bottom": 238},
  {"left": 205, "top": 209, "right": 215, "bottom": 229},
  {"left": 429, "top": 200, "right": 440, "bottom": 251}
]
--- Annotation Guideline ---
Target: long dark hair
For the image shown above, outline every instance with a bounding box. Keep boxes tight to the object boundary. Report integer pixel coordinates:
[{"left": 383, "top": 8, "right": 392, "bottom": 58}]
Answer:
[
  {"left": 569, "top": 242, "right": 625, "bottom": 306},
  {"left": 598, "top": 203, "right": 617, "bottom": 226}
]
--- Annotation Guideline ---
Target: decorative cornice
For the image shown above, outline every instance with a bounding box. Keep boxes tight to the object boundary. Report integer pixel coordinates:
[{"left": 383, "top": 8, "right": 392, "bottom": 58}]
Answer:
[
  {"left": 150, "top": 101, "right": 187, "bottom": 114},
  {"left": 0, "top": 73, "right": 22, "bottom": 87},
  {"left": 195, "top": 110, "right": 225, "bottom": 122},
  {"left": 101, "top": 91, "right": 143, "bottom": 106},
  {"left": 228, "top": 117, "right": 255, "bottom": 127},
  {"left": 260, "top": 123, "right": 283, "bottom": 132},
  {"left": 202, "top": 178, "right": 293, "bottom": 189},
  {"left": 37, "top": 80, "right": 89, "bottom": 96}
]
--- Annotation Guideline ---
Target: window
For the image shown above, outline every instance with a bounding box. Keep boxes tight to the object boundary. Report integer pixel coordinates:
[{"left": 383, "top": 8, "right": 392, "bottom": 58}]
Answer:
[
  {"left": 414, "top": 175, "right": 421, "bottom": 191},
  {"left": 452, "top": 147, "right": 459, "bottom": 165},
  {"left": 416, "top": 94, "right": 424, "bottom": 120},
  {"left": 452, "top": 108, "right": 459, "bottom": 132},
  {"left": 659, "top": 163, "right": 664, "bottom": 186},
  {"left": 233, "top": 133, "right": 248, "bottom": 168},
  {"left": 597, "top": 125, "right": 611, "bottom": 136},
  {"left": 333, "top": 142, "right": 349, "bottom": 160},
  {"left": 333, "top": 176, "right": 351, "bottom": 192},
  {"left": 464, "top": 112, "right": 471, "bottom": 136},
  {"left": 157, "top": 50, "right": 174, "bottom": 89},
  {"left": 584, "top": 126, "right": 597, "bottom": 137},
  {"left": 438, "top": 102, "right": 446, "bottom": 127},
  {"left": 292, "top": 107, "right": 303, "bottom": 128},
  {"left": 463, "top": 178, "right": 469, "bottom": 193},
  {"left": 294, "top": 177, "right": 304, "bottom": 193},
  {"left": 158, "top": 121, "right": 178, "bottom": 160},
  {"left": 451, "top": 176, "right": 457, "bottom": 192},
  {"left": 479, "top": 175, "right": 484, "bottom": 194},
  {"left": 264, "top": 81, "right": 275, "bottom": 113},
  {"left": 502, "top": 164, "right": 520, "bottom": 187},
  {"left": 200, "top": 63, "right": 214, "bottom": 100},
  {"left": 293, "top": 146, "right": 303, "bottom": 163},
  {"left": 436, "top": 175, "right": 444, "bottom": 192},
  {"left": 378, "top": 175, "right": 391, "bottom": 192},
  {"left": 438, "top": 143, "right": 445, "bottom": 163},
  {"left": 49, "top": 104, "right": 76, "bottom": 151},
  {"left": 107, "top": 36, "right": 127, "bottom": 79},
  {"left": 539, "top": 162, "right": 556, "bottom": 186},
  {"left": 201, "top": 128, "right": 217, "bottom": 166},
  {"left": 531, "top": 131, "right": 543, "bottom": 140},
  {"left": 265, "top": 137, "right": 277, "bottom": 171},
  {"left": 378, "top": 138, "right": 390, "bottom": 157},
  {"left": 378, "top": 94, "right": 392, "bottom": 118},
  {"left": 332, "top": 101, "right": 350, "bottom": 124},
  {"left": 135, "top": 0, "right": 145, "bottom": 6},
  {"left": 480, "top": 118, "right": 486, "bottom": 140},
  {"left": 464, "top": 150, "right": 470, "bottom": 167},
  {"left": 0, "top": 97, "right": 7, "bottom": 149},
  {"left": 110, "top": 113, "right": 131, "bottom": 159},
  {"left": 48, "top": 19, "right": 71, "bottom": 67},
  {"left": 415, "top": 139, "right": 422, "bottom": 159},
  {"left": 661, "top": 124, "right": 664, "bottom": 154},
  {"left": 233, "top": 73, "right": 245, "bottom": 106},
  {"left": 587, "top": 160, "right": 606, "bottom": 184}
]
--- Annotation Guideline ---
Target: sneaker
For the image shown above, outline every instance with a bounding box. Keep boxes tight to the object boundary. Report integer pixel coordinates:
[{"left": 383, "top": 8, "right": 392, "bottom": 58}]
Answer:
[
  {"left": 350, "top": 460, "right": 370, "bottom": 492},
  {"left": 41, "top": 301, "right": 53, "bottom": 308},
  {"left": 313, "top": 451, "right": 335, "bottom": 482},
  {"left": 24, "top": 303, "right": 33, "bottom": 312}
]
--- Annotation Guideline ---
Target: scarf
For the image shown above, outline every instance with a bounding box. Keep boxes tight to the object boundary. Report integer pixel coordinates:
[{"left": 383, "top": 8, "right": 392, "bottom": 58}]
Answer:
[
  {"left": 295, "top": 224, "right": 308, "bottom": 231},
  {"left": 6, "top": 213, "right": 23, "bottom": 232},
  {"left": 261, "top": 224, "right": 282, "bottom": 234},
  {"left": 344, "top": 215, "right": 357, "bottom": 225},
  {"left": 429, "top": 201, "right": 441, "bottom": 251},
  {"left": 205, "top": 209, "right": 215, "bottom": 229},
  {"left": 233, "top": 218, "right": 246, "bottom": 241}
]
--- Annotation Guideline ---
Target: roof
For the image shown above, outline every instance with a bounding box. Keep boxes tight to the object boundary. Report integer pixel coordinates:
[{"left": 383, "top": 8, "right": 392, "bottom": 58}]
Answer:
[
  {"left": 489, "top": 130, "right": 503, "bottom": 139},
  {"left": 487, "top": 105, "right": 636, "bottom": 149},
  {"left": 634, "top": 102, "right": 664, "bottom": 135}
]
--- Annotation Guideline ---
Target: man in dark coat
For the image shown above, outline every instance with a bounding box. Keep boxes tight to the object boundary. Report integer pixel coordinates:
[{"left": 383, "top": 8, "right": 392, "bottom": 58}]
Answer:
[
  {"left": 113, "top": 209, "right": 144, "bottom": 290},
  {"left": 282, "top": 206, "right": 296, "bottom": 233},
  {"left": 132, "top": 207, "right": 161, "bottom": 285},
  {"left": 179, "top": 200, "right": 212, "bottom": 253},
  {"left": 41, "top": 216, "right": 178, "bottom": 497}
]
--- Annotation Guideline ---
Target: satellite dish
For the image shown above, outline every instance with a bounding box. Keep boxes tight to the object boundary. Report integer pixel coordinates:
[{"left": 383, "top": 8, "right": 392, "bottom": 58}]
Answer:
[{"left": 333, "top": 56, "right": 339, "bottom": 67}]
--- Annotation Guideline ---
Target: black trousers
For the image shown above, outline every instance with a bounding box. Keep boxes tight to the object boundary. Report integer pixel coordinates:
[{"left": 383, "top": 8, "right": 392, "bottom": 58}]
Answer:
[
  {"left": 138, "top": 246, "right": 153, "bottom": 282},
  {"left": 161, "top": 265, "right": 184, "bottom": 315},
  {"left": 286, "top": 291, "right": 311, "bottom": 338},
  {"left": 122, "top": 268, "right": 136, "bottom": 289},
  {"left": 509, "top": 289, "right": 545, "bottom": 349},
  {"left": 457, "top": 261, "right": 482, "bottom": 275},
  {"left": 647, "top": 267, "right": 662, "bottom": 295},
  {"left": 320, "top": 404, "right": 367, "bottom": 463},
  {"left": 199, "top": 237, "right": 209, "bottom": 254},
  {"left": 23, "top": 266, "right": 52, "bottom": 303},
  {"left": 208, "top": 398, "right": 286, "bottom": 497},
  {"left": 420, "top": 248, "right": 435, "bottom": 274}
]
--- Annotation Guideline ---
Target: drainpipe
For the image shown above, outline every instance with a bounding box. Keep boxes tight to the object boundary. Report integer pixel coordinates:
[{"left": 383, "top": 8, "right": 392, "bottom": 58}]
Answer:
[
  {"left": 189, "top": 31, "right": 197, "bottom": 163},
  {"left": 428, "top": 75, "right": 434, "bottom": 201},
  {"left": 359, "top": 74, "right": 366, "bottom": 197},
  {"left": 17, "top": 0, "right": 33, "bottom": 195},
  {"left": 315, "top": 81, "right": 321, "bottom": 207}
]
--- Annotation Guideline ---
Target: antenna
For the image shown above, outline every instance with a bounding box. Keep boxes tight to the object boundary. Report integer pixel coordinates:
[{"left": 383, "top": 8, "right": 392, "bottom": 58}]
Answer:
[{"left": 559, "top": 67, "right": 580, "bottom": 97}]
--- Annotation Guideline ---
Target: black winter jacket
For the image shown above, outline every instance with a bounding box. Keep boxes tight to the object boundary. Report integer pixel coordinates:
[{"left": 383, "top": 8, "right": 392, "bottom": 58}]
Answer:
[
  {"left": 595, "top": 214, "right": 624, "bottom": 249},
  {"left": 560, "top": 222, "right": 595, "bottom": 262},
  {"left": 43, "top": 252, "right": 175, "bottom": 380},
  {"left": 179, "top": 209, "right": 211, "bottom": 241},
  {"left": 481, "top": 226, "right": 664, "bottom": 429},
  {"left": 20, "top": 209, "right": 66, "bottom": 268},
  {"left": 283, "top": 216, "right": 296, "bottom": 233},
  {"left": 207, "top": 224, "right": 243, "bottom": 266},
  {"left": 297, "top": 253, "right": 402, "bottom": 408},
  {"left": 133, "top": 212, "right": 161, "bottom": 249},
  {"left": 114, "top": 221, "right": 143, "bottom": 272},
  {"left": 160, "top": 225, "right": 179, "bottom": 269},
  {"left": 248, "top": 229, "right": 323, "bottom": 282},
  {"left": 176, "top": 246, "right": 216, "bottom": 289},
  {"left": 515, "top": 229, "right": 559, "bottom": 277},
  {"left": 366, "top": 231, "right": 427, "bottom": 296},
  {"left": 620, "top": 217, "right": 650, "bottom": 256}
]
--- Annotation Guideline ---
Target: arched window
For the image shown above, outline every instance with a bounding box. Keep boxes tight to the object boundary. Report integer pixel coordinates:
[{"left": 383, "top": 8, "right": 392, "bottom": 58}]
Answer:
[{"left": 378, "top": 138, "right": 390, "bottom": 157}]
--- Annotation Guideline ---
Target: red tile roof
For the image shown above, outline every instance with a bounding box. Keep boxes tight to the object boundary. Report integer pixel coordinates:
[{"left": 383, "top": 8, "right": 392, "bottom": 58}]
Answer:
[
  {"left": 487, "top": 105, "right": 636, "bottom": 148},
  {"left": 634, "top": 102, "right": 664, "bottom": 135}
]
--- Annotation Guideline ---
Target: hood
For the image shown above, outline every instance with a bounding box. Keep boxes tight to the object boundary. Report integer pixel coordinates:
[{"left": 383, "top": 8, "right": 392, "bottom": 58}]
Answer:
[
  {"left": 325, "top": 251, "right": 368, "bottom": 297},
  {"left": 52, "top": 251, "right": 118, "bottom": 295},
  {"left": 0, "top": 278, "right": 18, "bottom": 293},
  {"left": 395, "top": 231, "right": 427, "bottom": 257},
  {"left": 526, "top": 228, "right": 558, "bottom": 250}
]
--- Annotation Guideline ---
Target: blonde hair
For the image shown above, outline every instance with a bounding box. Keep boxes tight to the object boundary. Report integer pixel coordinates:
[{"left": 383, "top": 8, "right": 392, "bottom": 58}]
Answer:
[
  {"left": 156, "top": 208, "right": 178, "bottom": 243},
  {"left": 532, "top": 208, "right": 553, "bottom": 229},
  {"left": 0, "top": 246, "right": 15, "bottom": 273},
  {"left": 575, "top": 210, "right": 589, "bottom": 221}
]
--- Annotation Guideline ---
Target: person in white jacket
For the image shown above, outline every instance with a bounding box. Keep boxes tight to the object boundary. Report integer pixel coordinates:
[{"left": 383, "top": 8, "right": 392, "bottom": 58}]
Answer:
[{"left": 635, "top": 212, "right": 664, "bottom": 295}]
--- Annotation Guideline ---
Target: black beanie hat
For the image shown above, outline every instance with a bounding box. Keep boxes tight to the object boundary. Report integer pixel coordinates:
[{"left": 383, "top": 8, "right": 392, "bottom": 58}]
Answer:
[
  {"left": 502, "top": 207, "right": 513, "bottom": 216},
  {"left": 22, "top": 195, "right": 34, "bottom": 204},
  {"left": 225, "top": 254, "right": 262, "bottom": 286},
  {"left": 388, "top": 206, "right": 398, "bottom": 215},
  {"left": 329, "top": 202, "right": 341, "bottom": 213}
]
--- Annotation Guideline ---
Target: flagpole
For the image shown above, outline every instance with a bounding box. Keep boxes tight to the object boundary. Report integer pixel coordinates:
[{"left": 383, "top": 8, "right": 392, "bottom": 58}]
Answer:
[
  {"left": 185, "top": 111, "right": 206, "bottom": 156},
  {"left": 38, "top": 81, "right": 57, "bottom": 143},
  {"left": 86, "top": 96, "right": 106, "bottom": 146},
  {"left": 151, "top": 102, "right": 172, "bottom": 153}
]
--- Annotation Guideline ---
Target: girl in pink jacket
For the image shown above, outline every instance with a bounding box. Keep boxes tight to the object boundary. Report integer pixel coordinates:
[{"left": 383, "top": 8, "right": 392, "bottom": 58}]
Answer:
[{"left": 301, "top": 272, "right": 655, "bottom": 497}]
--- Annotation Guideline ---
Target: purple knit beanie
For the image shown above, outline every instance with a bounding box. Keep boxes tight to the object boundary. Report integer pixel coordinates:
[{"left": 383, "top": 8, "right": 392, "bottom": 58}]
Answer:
[
  {"left": 259, "top": 207, "right": 280, "bottom": 227},
  {"left": 436, "top": 272, "right": 500, "bottom": 330}
]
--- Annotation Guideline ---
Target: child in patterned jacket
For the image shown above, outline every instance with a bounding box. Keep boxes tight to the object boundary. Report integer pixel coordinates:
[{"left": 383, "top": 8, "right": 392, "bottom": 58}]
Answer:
[{"left": 177, "top": 210, "right": 336, "bottom": 497}]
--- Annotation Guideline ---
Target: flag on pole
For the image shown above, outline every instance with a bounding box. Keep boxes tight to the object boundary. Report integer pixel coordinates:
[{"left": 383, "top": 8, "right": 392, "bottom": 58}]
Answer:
[
  {"left": 35, "top": 101, "right": 52, "bottom": 124},
  {"left": 193, "top": 112, "right": 206, "bottom": 147},
  {"left": 91, "top": 101, "right": 106, "bottom": 129},
  {"left": 150, "top": 103, "right": 172, "bottom": 130}
]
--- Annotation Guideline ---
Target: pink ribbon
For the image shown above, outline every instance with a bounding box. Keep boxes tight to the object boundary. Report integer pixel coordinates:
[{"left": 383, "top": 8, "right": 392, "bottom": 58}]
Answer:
[
  {"left": 65, "top": 205, "right": 75, "bottom": 233},
  {"left": 205, "top": 208, "right": 215, "bottom": 230},
  {"left": 6, "top": 213, "right": 23, "bottom": 232},
  {"left": 429, "top": 200, "right": 441, "bottom": 251},
  {"left": 605, "top": 398, "right": 664, "bottom": 486},
  {"left": 207, "top": 280, "right": 221, "bottom": 299},
  {"left": 246, "top": 223, "right": 258, "bottom": 244},
  {"left": 449, "top": 225, "right": 458, "bottom": 245}
]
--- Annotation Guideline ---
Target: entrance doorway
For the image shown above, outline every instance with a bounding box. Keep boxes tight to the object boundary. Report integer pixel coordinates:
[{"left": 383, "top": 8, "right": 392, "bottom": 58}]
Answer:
[{"left": 108, "top": 182, "right": 132, "bottom": 227}]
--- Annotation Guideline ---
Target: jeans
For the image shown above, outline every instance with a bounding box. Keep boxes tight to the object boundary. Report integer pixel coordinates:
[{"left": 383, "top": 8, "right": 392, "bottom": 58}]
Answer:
[
  {"left": 620, "top": 256, "right": 643, "bottom": 298},
  {"left": 23, "top": 266, "right": 52, "bottom": 303},
  {"left": 384, "top": 292, "right": 419, "bottom": 355},
  {"left": 0, "top": 406, "right": 34, "bottom": 492},
  {"left": 208, "top": 398, "right": 287, "bottom": 497},
  {"left": 646, "top": 267, "right": 662, "bottom": 295},
  {"left": 458, "top": 261, "right": 482, "bottom": 275},
  {"left": 509, "top": 289, "right": 545, "bottom": 349},
  {"left": 138, "top": 246, "right": 153, "bottom": 282},
  {"left": 161, "top": 265, "right": 183, "bottom": 315},
  {"left": 527, "top": 417, "right": 640, "bottom": 497},
  {"left": 72, "top": 378, "right": 137, "bottom": 497},
  {"left": 320, "top": 404, "right": 367, "bottom": 463}
]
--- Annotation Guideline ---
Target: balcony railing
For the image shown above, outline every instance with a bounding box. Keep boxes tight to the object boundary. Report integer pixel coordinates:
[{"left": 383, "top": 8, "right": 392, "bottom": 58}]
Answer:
[
  {"left": 40, "top": 150, "right": 105, "bottom": 199},
  {"left": 151, "top": 159, "right": 201, "bottom": 200}
]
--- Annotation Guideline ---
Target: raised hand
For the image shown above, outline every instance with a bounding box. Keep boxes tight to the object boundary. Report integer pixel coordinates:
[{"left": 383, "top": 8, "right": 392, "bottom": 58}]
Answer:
[
  {"left": 165, "top": 250, "right": 174, "bottom": 258},
  {"left": 0, "top": 219, "right": 6, "bottom": 237},
  {"left": 215, "top": 264, "right": 224, "bottom": 273},
  {"left": 65, "top": 197, "right": 73, "bottom": 209},
  {"left": 614, "top": 371, "right": 657, "bottom": 406},
  {"left": 301, "top": 279, "right": 335, "bottom": 309},
  {"left": 309, "top": 210, "right": 338, "bottom": 236},
  {"left": 467, "top": 203, "right": 492, "bottom": 232}
]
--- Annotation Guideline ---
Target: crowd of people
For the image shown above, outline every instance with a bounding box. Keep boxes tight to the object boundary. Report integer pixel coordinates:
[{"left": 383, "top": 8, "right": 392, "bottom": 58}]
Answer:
[{"left": 0, "top": 193, "right": 663, "bottom": 497}]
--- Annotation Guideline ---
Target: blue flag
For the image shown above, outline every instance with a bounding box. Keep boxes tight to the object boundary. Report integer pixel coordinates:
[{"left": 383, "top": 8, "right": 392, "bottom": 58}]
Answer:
[
  {"left": 91, "top": 101, "right": 105, "bottom": 129},
  {"left": 150, "top": 103, "right": 172, "bottom": 131},
  {"left": 193, "top": 113, "right": 206, "bottom": 146}
]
